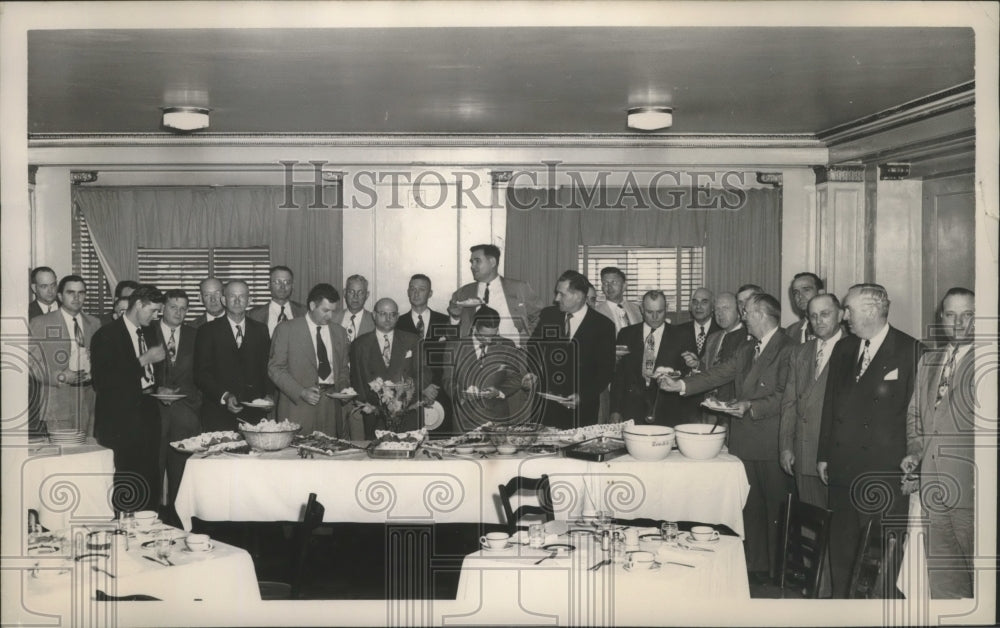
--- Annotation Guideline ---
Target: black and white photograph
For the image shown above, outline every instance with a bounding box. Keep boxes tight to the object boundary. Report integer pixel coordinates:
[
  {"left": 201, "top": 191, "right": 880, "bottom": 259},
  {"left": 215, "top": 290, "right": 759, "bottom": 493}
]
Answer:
[{"left": 1, "top": 1, "right": 997, "bottom": 626}]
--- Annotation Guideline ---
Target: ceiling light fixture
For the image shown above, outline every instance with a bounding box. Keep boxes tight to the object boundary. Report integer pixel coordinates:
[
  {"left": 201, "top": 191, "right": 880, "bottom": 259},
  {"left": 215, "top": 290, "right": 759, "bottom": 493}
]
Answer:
[
  {"left": 627, "top": 106, "right": 673, "bottom": 131},
  {"left": 161, "top": 106, "right": 211, "bottom": 132}
]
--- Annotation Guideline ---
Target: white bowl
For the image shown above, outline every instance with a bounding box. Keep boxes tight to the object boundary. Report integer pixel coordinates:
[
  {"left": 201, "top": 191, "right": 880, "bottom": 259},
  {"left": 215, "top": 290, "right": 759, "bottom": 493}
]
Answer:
[
  {"left": 674, "top": 423, "right": 727, "bottom": 460},
  {"left": 622, "top": 425, "right": 675, "bottom": 461}
]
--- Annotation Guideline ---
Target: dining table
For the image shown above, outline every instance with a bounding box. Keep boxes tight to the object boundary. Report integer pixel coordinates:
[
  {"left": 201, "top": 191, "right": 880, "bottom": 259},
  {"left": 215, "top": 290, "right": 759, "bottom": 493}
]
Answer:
[
  {"left": 174, "top": 445, "right": 750, "bottom": 536},
  {"left": 22, "top": 438, "right": 115, "bottom": 530}
]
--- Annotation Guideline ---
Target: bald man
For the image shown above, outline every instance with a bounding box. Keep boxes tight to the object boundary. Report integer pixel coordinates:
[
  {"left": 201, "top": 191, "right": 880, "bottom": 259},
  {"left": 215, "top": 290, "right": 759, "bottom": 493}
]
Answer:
[{"left": 676, "top": 288, "right": 720, "bottom": 361}]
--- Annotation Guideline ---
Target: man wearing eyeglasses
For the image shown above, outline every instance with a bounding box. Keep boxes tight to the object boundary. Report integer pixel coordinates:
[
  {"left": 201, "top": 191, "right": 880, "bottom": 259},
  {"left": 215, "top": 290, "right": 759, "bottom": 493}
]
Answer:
[
  {"left": 332, "top": 274, "right": 376, "bottom": 344},
  {"left": 248, "top": 265, "right": 306, "bottom": 337}
]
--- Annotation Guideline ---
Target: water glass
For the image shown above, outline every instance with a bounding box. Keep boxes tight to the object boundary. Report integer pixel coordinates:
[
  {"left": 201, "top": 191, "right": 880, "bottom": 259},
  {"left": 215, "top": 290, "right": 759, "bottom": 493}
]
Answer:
[
  {"left": 596, "top": 510, "right": 613, "bottom": 532},
  {"left": 660, "top": 521, "right": 679, "bottom": 543},
  {"left": 528, "top": 524, "right": 545, "bottom": 549},
  {"left": 120, "top": 511, "right": 136, "bottom": 538},
  {"left": 154, "top": 531, "right": 173, "bottom": 561}
]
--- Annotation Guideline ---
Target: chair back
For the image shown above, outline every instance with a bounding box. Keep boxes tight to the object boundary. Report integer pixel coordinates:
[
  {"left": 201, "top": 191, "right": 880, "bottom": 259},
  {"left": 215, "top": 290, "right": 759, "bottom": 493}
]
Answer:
[
  {"left": 498, "top": 475, "right": 554, "bottom": 535},
  {"left": 777, "top": 493, "right": 833, "bottom": 598},
  {"left": 848, "top": 519, "right": 904, "bottom": 599}
]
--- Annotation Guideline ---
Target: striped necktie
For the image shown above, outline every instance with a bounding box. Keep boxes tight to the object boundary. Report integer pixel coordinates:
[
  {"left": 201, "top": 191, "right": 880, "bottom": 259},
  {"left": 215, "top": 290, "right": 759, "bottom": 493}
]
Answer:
[
  {"left": 856, "top": 339, "right": 871, "bottom": 381},
  {"left": 935, "top": 345, "right": 960, "bottom": 406},
  {"left": 382, "top": 334, "right": 392, "bottom": 367}
]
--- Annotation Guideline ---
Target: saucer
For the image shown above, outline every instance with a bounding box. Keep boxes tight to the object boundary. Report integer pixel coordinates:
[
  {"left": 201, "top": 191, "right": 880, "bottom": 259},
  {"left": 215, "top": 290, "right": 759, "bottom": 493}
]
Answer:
[
  {"left": 480, "top": 543, "right": 512, "bottom": 552},
  {"left": 684, "top": 533, "right": 719, "bottom": 544},
  {"left": 541, "top": 543, "right": 576, "bottom": 555},
  {"left": 182, "top": 542, "right": 215, "bottom": 553}
]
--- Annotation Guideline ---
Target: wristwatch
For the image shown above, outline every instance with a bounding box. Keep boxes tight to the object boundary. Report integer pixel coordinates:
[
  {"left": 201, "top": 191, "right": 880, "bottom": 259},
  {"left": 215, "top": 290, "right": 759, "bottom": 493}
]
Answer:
[{"left": 57, "top": 372, "right": 67, "bottom": 384}]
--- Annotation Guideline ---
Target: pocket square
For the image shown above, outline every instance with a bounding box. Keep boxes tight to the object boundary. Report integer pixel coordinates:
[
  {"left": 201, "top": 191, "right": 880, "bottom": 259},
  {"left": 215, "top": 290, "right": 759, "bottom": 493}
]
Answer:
[
  {"left": 884, "top": 369, "right": 899, "bottom": 381},
  {"left": 404, "top": 350, "right": 413, "bottom": 359}
]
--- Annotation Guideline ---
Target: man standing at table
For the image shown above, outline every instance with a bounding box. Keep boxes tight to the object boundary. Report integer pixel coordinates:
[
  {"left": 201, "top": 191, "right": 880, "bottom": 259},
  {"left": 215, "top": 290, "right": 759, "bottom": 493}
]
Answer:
[
  {"left": 269, "top": 283, "right": 352, "bottom": 436},
  {"left": 610, "top": 290, "right": 690, "bottom": 426},
  {"left": 195, "top": 280, "right": 272, "bottom": 430},
  {"left": 29, "top": 266, "right": 60, "bottom": 319},
  {"left": 91, "top": 285, "right": 166, "bottom": 512},
  {"left": 190, "top": 277, "right": 226, "bottom": 328},
  {"left": 677, "top": 288, "right": 720, "bottom": 365},
  {"left": 29, "top": 274, "right": 101, "bottom": 435},
  {"left": 397, "top": 273, "right": 455, "bottom": 428},
  {"left": 659, "top": 292, "right": 794, "bottom": 584},
  {"left": 785, "top": 272, "right": 825, "bottom": 344},
  {"left": 332, "top": 274, "right": 376, "bottom": 344},
  {"left": 350, "top": 298, "right": 439, "bottom": 438},
  {"left": 448, "top": 244, "right": 542, "bottom": 347},
  {"left": 529, "top": 270, "right": 615, "bottom": 430},
  {"left": 248, "top": 265, "right": 306, "bottom": 337},
  {"left": 901, "top": 287, "right": 976, "bottom": 599},
  {"left": 594, "top": 266, "right": 643, "bottom": 335},
  {"left": 152, "top": 289, "right": 203, "bottom": 512},
  {"left": 817, "top": 283, "right": 923, "bottom": 598}
]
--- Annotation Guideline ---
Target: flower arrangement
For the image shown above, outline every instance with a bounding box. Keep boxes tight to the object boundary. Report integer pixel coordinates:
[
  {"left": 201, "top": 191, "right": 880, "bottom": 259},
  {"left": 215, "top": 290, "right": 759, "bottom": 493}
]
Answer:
[{"left": 360, "top": 377, "right": 417, "bottom": 432}]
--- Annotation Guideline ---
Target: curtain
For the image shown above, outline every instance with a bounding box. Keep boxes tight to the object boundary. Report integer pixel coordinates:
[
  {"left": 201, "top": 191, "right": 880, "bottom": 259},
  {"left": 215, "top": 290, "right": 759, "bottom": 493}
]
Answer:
[
  {"left": 74, "top": 186, "right": 343, "bottom": 303},
  {"left": 505, "top": 185, "right": 782, "bottom": 303}
]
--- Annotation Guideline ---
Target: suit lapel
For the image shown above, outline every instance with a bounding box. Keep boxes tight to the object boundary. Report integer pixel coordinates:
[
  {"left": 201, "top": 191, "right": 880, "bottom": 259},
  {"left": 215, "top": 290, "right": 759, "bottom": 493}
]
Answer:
[{"left": 860, "top": 327, "right": 896, "bottom": 385}]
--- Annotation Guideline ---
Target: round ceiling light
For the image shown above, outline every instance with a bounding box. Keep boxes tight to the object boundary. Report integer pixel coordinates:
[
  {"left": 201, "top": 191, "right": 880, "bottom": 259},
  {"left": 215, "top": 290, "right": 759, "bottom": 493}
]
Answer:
[
  {"left": 161, "top": 106, "right": 211, "bottom": 132},
  {"left": 627, "top": 106, "right": 673, "bottom": 131}
]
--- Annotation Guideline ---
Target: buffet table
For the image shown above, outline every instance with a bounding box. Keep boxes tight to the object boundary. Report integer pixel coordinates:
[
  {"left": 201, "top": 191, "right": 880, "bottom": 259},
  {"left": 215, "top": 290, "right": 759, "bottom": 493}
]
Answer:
[
  {"left": 22, "top": 440, "right": 115, "bottom": 530},
  {"left": 175, "top": 448, "right": 750, "bottom": 536}
]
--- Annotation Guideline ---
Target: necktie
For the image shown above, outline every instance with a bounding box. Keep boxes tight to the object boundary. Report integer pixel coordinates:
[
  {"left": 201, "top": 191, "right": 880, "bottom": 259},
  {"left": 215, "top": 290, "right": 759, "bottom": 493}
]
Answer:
[
  {"left": 416, "top": 314, "right": 425, "bottom": 338},
  {"left": 564, "top": 312, "right": 572, "bottom": 338},
  {"left": 803, "top": 322, "right": 815, "bottom": 343},
  {"left": 167, "top": 327, "right": 177, "bottom": 363},
  {"left": 814, "top": 341, "right": 824, "bottom": 379},
  {"left": 643, "top": 330, "right": 656, "bottom": 382},
  {"left": 616, "top": 303, "right": 628, "bottom": 329},
  {"left": 479, "top": 343, "right": 487, "bottom": 360},
  {"left": 278, "top": 305, "right": 287, "bottom": 323},
  {"left": 316, "top": 326, "right": 332, "bottom": 381},
  {"left": 856, "top": 339, "right": 871, "bottom": 382},
  {"left": 235, "top": 324, "right": 243, "bottom": 348},
  {"left": 73, "top": 316, "right": 85, "bottom": 347},
  {"left": 482, "top": 282, "right": 490, "bottom": 304},
  {"left": 696, "top": 325, "right": 706, "bottom": 354},
  {"left": 753, "top": 340, "right": 762, "bottom": 361},
  {"left": 935, "top": 345, "right": 959, "bottom": 406},
  {"left": 348, "top": 314, "right": 357, "bottom": 342},
  {"left": 137, "top": 328, "right": 154, "bottom": 384},
  {"left": 382, "top": 334, "right": 391, "bottom": 367}
]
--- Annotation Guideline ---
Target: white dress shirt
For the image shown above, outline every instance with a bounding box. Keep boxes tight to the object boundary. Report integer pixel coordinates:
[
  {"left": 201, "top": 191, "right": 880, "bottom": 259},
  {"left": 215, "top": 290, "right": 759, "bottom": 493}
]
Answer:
[
  {"left": 59, "top": 308, "right": 90, "bottom": 374},
  {"left": 858, "top": 322, "right": 891, "bottom": 363},
  {"left": 565, "top": 304, "right": 589, "bottom": 339},
  {"left": 266, "top": 300, "right": 296, "bottom": 336},
  {"left": 410, "top": 310, "right": 428, "bottom": 339},
  {"left": 480, "top": 277, "right": 521, "bottom": 345},
  {"left": 309, "top": 323, "right": 336, "bottom": 384},
  {"left": 814, "top": 329, "right": 842, "bottom": 375},
  {"left": 37, "top": 300, "right": 58, "bottom": 314}
]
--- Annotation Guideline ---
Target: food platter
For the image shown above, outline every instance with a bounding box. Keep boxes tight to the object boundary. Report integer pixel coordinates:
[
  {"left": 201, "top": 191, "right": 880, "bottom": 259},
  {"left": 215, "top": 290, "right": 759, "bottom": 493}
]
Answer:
[
  {"left": 560, "top": 436, "right": 628, "bottom": 462},
  {"left": 294, "top": 431, "right": 364, "bottom": 457},
  {"left": 170, "top": 431, "right": 245, "bottom": 454}
]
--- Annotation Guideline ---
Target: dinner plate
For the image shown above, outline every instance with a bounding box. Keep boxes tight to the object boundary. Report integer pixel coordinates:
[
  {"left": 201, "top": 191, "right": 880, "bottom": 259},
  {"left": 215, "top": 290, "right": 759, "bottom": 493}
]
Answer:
[
  {"left": 140, "top": 539, "right": 177, "bottom": 548},
  {"left": 638, "top": 533, "right": 662, "bottom": 541},
  {"left": 538, "top": 392, "right": 572, "bottom": 403},
  {"left": 624, "top": 561, "right": 661, "bottom": 572},
  {"left": 455, "top": 298, "right": 483, "bottom": 307},
  {"left": 241, "top": 400, "right": 274, "bottom": 408},
  {"left": 326, "top": 392, "right": 357, "bottom": 400},
  {"left": 700, "top": 399, "right": 736, "bottom": 412},
  {"left": 683, "top": 533, "right": 720, "bottom": 544},
  {"left": 151, "top": 393, "right": 186, "bottom": 401},
  {"left": 541, "top": 543, "right": 576, "bottom": 555},
  {"left": 480, "top": 543, "right": 513, "bottom": 552}
]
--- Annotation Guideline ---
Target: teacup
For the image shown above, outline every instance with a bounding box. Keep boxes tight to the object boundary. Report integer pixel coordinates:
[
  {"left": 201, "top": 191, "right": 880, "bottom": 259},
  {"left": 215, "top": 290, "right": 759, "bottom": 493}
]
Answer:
[
  {"left": 479, "top": 532, "right": 510, "bottom": 550},
  {"left": 134, "top": 511, "right": 158, "bottom": 529},
  {"left": 185, "top": 533, "right": 211, "bottom": 552},
  {"left": 690, "top": 525, "right": 720, "bottom": 542},
  {"left": 626, "top": 550, "right": 656, "bottom": 570},
  {"left": 622, "top": 528, "right": 640, "bottom": 547}
]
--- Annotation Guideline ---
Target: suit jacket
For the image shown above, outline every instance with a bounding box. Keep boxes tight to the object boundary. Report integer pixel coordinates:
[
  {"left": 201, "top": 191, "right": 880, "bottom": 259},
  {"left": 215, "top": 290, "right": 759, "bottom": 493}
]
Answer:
[
  {"left": 90, "top": 318, "right": 161, "bottom": 447},
  {"left": 779, "top": 337, "right": 832, "bottom": 476},
  {"left": 29, "top": 309, "right": 101, "bottom": 431},
  {"left": 528, "top": 305, "right": 616, "bottom": 429},
  {"left": 397, "top": 309, "right": 455, "bottom": 341},
  {"left": 194, "top": 316, "right": 271, "bottom": 430},
  {"left": 350, "top": 329, "right": 429, "bottom": 434},
  {"left": 442, "top": 336, "right": 524, "bottom": 431},
  {"left": 683, "top": 328, "right": 794, "bottom": 461},
  {"left": 675, "top": 319, "right": 722, "bottom": 358},
  {"left": 452, "top": 276, "right": 542, "bottom": 343},
  {"left": 905, "top": 345, "right": 975, "bottom": 509},
  {"left": 784, "top": 319, "right": 812, "bottom": 345},
  {"left": 594, "top": 299, "right": 643, "bottom": 333},
  {"left": 699, "top": 327, "right": 754, "bottom": 401},
  {"left": 818, "top": 326, "right": 923, "bottom": 487},
  {"left": 611, "top": 323, "right": 697, "bottom": 426},
  {"left": 248, "top": 300, "right": 307, "bottom": 335},
  {"left": 331, "top": 308, "right": 376, "bottom": 342},
  {"left": 29, "top": 299, "right": 58, "bottom": 320},
  {"left": 190, "top": 313, "right": 224, "bottom": 329},
  {"left": 268, "top": 316, "right": 351, "bottom": 432},
  {"left": 153, "top": 323, "right": 203, "bottom": 418}
]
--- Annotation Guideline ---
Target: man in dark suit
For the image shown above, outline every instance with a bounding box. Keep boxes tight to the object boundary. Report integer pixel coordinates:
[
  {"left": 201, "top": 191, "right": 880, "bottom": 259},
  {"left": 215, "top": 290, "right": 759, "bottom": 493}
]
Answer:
[
  {"left": 268, "top": 283, "right": 352, "bottom": 436},
  {"left": 698, "top": 292, "right": 755, "bottom": 396},
  {"left": 442, "top": 306, "right": 528, "bottom": 432},
  {"left": 528, "top": 270, "right": 615, "bottom": 430},
  {"left": 248, "top": 265, "right": 307, "bottom": 337},
  {"left": 901, "top": 288, "right": 976, "bottom": 599},
  {"left": 99, "top": 280, "right": 139, "bottom": 326},
  {"left": 190, "top": 277, "right": 226, "bottom": 328},
  {"left": 784, "top": 272, "right": 825, "bottom": 344},
  {"left": 332, "top": 274, "right": 376, "bottom": 344},
  {"left": 676, "top": 287, "right": 721, "bottom": 363},
  {"left": 660, "top": 292, "right": 794, "bottom": 583},
  {"left": 152, "top": 289, "right": 203, "bottom": 510},
  {"left": 349, "top": 298, "right": 439, "bottom": 438},
  {"left": 29, "top": 266, "right": 60, "bottom": 319},
  {"left": 817, "top": 283, "right": 923, "bottom": 598},
  {"left": 610, "top": 290, "right": 694, "bottom": 426},
  {"left": 194, "top": 280, "right": 272, "bottom": 431},
  {"left": 91, "top": 285, "right": 166, "bottom": 512},
  {"left": 397, "top": 274, "right": 455, "bottom": 428}
]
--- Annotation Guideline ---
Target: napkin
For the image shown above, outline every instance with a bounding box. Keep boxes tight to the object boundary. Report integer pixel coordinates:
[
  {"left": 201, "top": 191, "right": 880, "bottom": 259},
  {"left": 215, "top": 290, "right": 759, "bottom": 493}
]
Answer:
[{"left": 656, "top": 544, "right": 708, "bottom": 565}]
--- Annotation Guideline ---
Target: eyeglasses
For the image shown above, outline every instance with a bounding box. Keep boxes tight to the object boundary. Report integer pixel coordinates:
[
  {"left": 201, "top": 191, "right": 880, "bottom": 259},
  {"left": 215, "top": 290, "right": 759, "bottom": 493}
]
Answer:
[
  {"left": 375, "top": 311, "right": 399, "bottom": 318},
  {"left": 345, "top": 290, "right": 367, "bottom": 297}
]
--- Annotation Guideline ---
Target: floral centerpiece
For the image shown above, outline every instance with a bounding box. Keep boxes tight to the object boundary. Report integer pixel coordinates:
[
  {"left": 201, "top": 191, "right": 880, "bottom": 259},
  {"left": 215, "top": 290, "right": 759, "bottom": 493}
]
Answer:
[{"left": 358, "top": 377, "right": 418, "bottom": 432}]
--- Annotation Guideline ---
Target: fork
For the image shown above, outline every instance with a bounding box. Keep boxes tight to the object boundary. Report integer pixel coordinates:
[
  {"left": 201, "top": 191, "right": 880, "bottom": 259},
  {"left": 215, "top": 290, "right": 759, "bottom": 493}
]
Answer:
[
  {"left": 534, "top": 550, "right": 557, "bottom": 565},
  {"left": 588, "top": 558, "right": 611, "bottom": 571}
]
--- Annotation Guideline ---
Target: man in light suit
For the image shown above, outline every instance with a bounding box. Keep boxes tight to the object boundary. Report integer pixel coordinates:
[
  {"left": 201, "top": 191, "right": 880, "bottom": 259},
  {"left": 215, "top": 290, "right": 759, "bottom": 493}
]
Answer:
[
  {"left": 152, "top": 289, "right": 203, "bottom": 510},
  {"left": 29, "top": 266, "right": 60, "bottom": 319},
  {"left": 248, "top": 265, "right": 307, "bottom": 337},
  {"left": 30, "top": 274, "right": 101, "bottom": 435},
  {"left": 268, "top": 283, "right": 352, "bottom": 436},
  {"left": 529, "top": 270, "right": 615, "bottom": 430},
  {"left": 190, "top": 277, "right": 226, "bottom": 328},
  {"left": 194, "top": 280, "right": 272, "bottom": 430},
  {"left": 332, "top": 274, "right": 376, "bottom": 344},
  {"left": 901, "top": 287, "right": 976, "bottom": 599},
  {"left": 594, "top": 266, "right": 643, "bottom": 335},
  {"left": 350, "top": 298, "right": 439, "bottom": 439},
  {"left": 817, "top": 283, "right": 923, "bottom": 598},
  {"left": 660, "top": 293, "right": 794, "bottom": 583},
  {"left": 785, "top": 272, "right": 825, "bottom": 344},
  {"left": 448, "top": 244, "right": 542, "bottom": 347}
]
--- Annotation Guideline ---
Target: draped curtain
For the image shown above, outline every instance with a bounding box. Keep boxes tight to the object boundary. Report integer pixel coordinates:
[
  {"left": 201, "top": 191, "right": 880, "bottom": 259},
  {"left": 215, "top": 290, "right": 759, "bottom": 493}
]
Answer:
[
  {"left": 505, "top": 186, "right": 782, "bottom": 305},
  {"left": 73, "top": 186, "right": 343, "bottom": 303}
]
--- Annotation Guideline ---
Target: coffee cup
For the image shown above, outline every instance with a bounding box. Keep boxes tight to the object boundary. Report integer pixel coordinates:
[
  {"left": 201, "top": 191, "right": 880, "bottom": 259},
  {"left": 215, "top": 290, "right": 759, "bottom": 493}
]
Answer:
[
  {"left": 690, "top": 525, "right": 719, "bottom": 541},
  {"left": 186, "top": 533, "right": 211, "bottom": 552},
  {"left": 134, "top": 511, "right": 158, "bottom": 529},
  {"left": 623, "top": 528, "right": 639, "bottom": 547},
  {"left": 479, "top": 532, "right": 510, "bottom": 550},
  {"left": 626, "top": 550, "right": 656, "bottom": 570}
]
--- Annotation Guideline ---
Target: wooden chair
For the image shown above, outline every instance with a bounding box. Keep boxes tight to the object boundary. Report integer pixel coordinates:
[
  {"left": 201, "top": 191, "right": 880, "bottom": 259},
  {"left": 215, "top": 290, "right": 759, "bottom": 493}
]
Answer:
[
  {"left": 776, "top": 492, "right": 833, "bottom": 598},
  {"left": 848, "top": 519, "right": 904, "bottom": 599},
  {"left": 498, "top": 475, "right": 554, "bottom": 535},
  {"left": 258, "top": 492, "right": 326, "bottom": 600}
]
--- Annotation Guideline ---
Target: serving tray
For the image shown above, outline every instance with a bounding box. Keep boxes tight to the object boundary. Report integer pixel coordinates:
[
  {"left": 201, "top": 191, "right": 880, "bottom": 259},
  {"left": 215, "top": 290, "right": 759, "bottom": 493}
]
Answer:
[
  {"left": 560, "top": 436, "right": 627, "bottom": 462},
  {"left": 366, "top": 446, "right": 420, "bottom": 459}
]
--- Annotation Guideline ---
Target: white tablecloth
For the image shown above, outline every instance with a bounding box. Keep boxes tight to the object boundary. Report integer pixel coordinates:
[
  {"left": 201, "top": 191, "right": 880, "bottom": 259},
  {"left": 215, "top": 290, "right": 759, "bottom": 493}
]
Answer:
[
  {"left": 22, "top": 441, "right": 115, "bottom": 530},
  {"left": 450, "top": 531, "right": 748, "bottom": 625},
  {"left": 175, "top": 449, "right": 750, "bottom": 536}
]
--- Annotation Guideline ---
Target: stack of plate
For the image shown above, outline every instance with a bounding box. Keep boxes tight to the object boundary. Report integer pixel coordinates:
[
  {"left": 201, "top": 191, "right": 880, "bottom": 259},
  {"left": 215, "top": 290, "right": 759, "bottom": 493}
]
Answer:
[{"left": 48, "top": 429, "right": 86, "bottom": 445}]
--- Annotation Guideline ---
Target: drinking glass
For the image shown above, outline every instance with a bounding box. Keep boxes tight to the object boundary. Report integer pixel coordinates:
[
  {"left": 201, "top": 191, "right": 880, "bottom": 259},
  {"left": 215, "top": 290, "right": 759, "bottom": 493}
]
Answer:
[
  {"left": 528, "top": 524, "right": 545, "bottom": 549},
  {"left": 121, "top": 511, "right": 136, "bottom": 538},
  {"left": 154, "top": 530, "right": 173, "bottom": 562},
  {"left": 660, "top": 521, "right": 679, "bottom": 543},
  {"left": 596, "top": 510, "right": 613, "bottom": 533}
]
